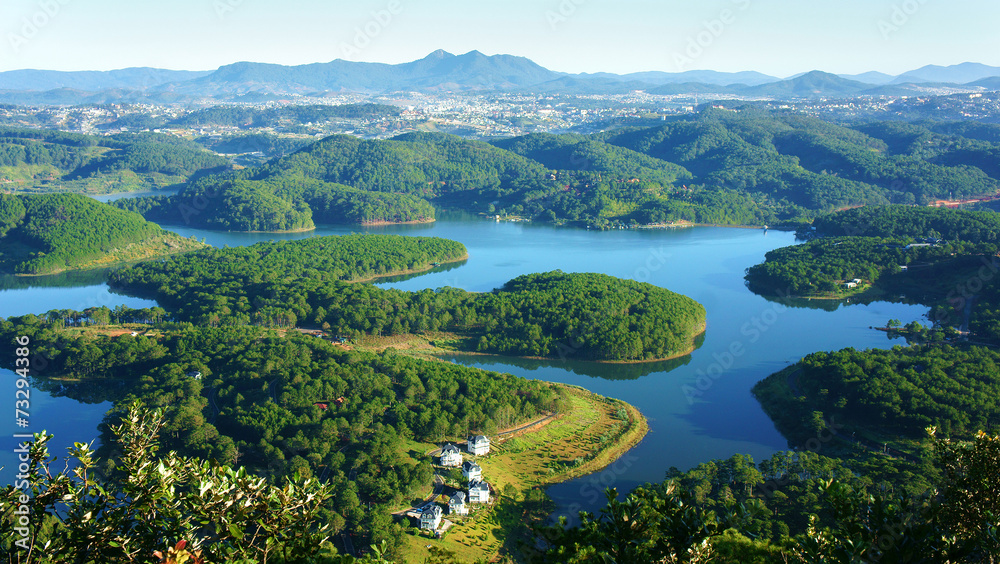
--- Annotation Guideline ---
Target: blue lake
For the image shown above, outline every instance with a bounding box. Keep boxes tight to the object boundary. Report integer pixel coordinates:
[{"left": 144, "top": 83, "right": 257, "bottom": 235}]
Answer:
[{"left": 0, "top": 213, "right": 928, "bottom": 511}]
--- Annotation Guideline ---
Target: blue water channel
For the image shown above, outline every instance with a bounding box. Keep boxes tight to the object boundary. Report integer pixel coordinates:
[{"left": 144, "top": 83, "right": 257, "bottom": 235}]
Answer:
[{"left": 1, "top": 212, "right": 928, "bottom": 512}]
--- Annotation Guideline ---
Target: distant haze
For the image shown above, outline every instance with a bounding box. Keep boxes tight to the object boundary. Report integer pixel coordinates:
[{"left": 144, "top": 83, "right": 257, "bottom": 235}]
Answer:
[
  {"left": 1, "top": 0, "right": 998, "bottom": 76},
  {"left": 3, "top": 53, "right": 1000, "bottom": 102}
]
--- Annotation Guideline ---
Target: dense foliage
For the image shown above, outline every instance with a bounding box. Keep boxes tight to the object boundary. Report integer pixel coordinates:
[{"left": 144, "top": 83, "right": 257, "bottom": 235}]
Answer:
[
  {"left": 756, "top": 345, "right": 1000, "bottom": 439},
  {"left": 107, "top": 236, "right": 704, "bottom": 361},
  {"left": 747, "top": 205, "right": 1000, "bottom": 348},
  {"left": 0, "top": 193, "right": 194, "bottom": 274},
  {"left": 125, "top": 108, "right": 1000, "bottom": 232},
  {"left": 64, "top": 132, "right": 228, "bottom": 180},
  {"left": 111, "top": 233, "right": 466, "bottom": 288},
  {"left": 0, "top": 403, "right": 337, "bottom": 563},
  {"left": 171, "top": 104, "right": 401, "bottom": 128},
  {"left": 540, "top": 431, "right": 999, "bottom": 563},
  {"left": 0, "top": 193, "right": 26, "bottom": 238},
  {"left": 475, "top": 272, "right": 706, "bottom": 361},
  {"left": 117, "top": 173, "right": 437, "bottom": 231},
  {"left": 0, "top": 126, "right": 227, "bottom": 191},
  {"left": 743, "top": 236, "right": 980, "bottom": 296},
  {"left": 492, "top": 132, "right": 692, "bottom": 187},
  {"left": 0, "top": 316, "right": 563, "bottom": 553},
  {"left": 814, "top": 205, "right": 1000, "bottom": 242}
]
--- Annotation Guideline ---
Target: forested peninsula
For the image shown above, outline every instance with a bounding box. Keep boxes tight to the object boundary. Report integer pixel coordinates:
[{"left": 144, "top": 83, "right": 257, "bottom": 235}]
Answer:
[
  {"left": 755, "top": 344, "right": 1000, "bottom": 441},
  {"left": 0, "top": 231, "right": 680, "bottom": 559},
  {"left": 0, "top": 192, "right": 205, "bottom": 274},
  {"left": 745, "top": 205, "right": 1000, "bottom": 343},
  {"left": 107, "top": 234, "right": 706, "bottom": 362}
]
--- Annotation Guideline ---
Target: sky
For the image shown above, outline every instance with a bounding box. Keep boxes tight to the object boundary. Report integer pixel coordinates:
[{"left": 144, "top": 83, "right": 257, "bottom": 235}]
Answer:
[{"left": 1, "top": 0, "right": 998, "bottom": 77}]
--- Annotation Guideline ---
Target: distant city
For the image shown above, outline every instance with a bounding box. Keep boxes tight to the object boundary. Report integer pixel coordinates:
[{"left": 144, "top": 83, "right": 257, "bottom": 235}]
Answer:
[
  {"left": 2, "top": 53, "right": 1000, "bottom": 162},
  {"left": 4, "top": 89, "right": 999, "bottom": 155}
]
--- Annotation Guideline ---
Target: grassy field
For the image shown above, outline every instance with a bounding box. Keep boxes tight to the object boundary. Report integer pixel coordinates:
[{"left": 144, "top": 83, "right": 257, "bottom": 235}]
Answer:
[
  {"left": 6, "top": 232, "right": 207, "bottom": 276},
  {"left": 393, "top": 384, "right": 647, "bottom": 563},
  {"left": 65, "top": 233, "right": 207, "bottom": 271}
]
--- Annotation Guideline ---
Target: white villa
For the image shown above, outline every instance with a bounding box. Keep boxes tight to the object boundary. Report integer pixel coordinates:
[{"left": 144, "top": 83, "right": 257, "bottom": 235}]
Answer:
[
  {"left": 420, "top": 504, "right": 443, "bottom": 530},
  {"left": 469, "top": 480, "right": 490, "bottom": 504},
  {"left": 462, "top": 460, "right": 482, "bottom": 482},
  {"left": 449, "top": 491, "right": 468, "bottom": 516},
  {"left": 468, "top": 435, "right": 490, "bottom": 455},
  {"left": 439, "top": 443, "right": 463, "bottom": 467}
]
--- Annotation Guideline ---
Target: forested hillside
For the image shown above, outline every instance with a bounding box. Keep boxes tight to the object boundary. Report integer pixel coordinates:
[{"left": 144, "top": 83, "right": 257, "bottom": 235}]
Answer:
[
  {"left": 743, "top": 236, "right": 986, "bottom": 296},
  {"left": 747, "top": 205, "right": 1000, "bottom": 345},
  {"left": 170, "top": 103, "right": 401, "bottom": 128},
  {"left": 536, "top": 339, "right": 1000, "bottom": 561},
  {"left": 114, "top": 108, "right": 1000, "bottom": 232},
  {"left": 814, "top": 204, "right": 1000, "bottom": 241},
  {"left": 0, "top": 193, "right": 204, "bottom": 274},
  {"left": 476, "top": 271, "right": 706, "bottom": 360},
  {"left": 0, "top": 127, "right": 228, "bottom": 193},
  {"left": 539, "top": 428, "right": 999, "bottom": 562},
  {"left": 108, "top": 236, "right": 705, "bottom": 362},
  {"left": 115, "top": 173, "right": 437, "bottom": 231},
  {"left": 757, "top": 344, "right": 1000, "bottom": 439},
  {"left": 0, "top": 316, "right": 564, "bottom": 552}
]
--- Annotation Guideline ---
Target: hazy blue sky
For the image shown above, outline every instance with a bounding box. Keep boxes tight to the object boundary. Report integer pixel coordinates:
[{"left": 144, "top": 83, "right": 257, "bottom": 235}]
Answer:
[{"left": 2, "top": 0, "right": 997, "bottom": 76}]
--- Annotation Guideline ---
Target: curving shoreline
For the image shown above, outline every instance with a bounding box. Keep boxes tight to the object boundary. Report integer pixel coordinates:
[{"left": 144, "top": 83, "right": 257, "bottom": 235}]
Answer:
[{"left": 345, "top": 252, "right": 469, "bottom": 284}]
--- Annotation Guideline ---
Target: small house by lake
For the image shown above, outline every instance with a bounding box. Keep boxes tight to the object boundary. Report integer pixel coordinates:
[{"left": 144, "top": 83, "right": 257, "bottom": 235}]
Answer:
[
  {"left": 439, "top": 443, "right": 462, "bottom": 467},
  {"left": 469, "top": 480, "right": 490, "bottom": 504},
  {"left": 449, "top": 491, "right": 468, "bottom": 516},
  {"left": 462, "top": 460, "right": 482, "bottom": 482},
  {"left": 420, "top": 504, "right": 443, "bottom": 530},
  {"left": 468, "top": 435, "right": 490, "bottom": 456}
]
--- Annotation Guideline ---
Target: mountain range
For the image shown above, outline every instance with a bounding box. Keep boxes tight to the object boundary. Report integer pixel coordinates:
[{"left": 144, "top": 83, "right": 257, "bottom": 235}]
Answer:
[{"left": 2, "top": 51, "right": 1000, "bottom": 103}]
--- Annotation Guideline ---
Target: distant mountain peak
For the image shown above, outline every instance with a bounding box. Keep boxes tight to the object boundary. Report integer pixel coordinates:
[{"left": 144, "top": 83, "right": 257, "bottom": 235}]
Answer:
[
  {"left": 2, "top": 55, "right": 999, "bottom": 101},
  {"left": 426, "top": 49, "right": 453, "bottom": 59}
]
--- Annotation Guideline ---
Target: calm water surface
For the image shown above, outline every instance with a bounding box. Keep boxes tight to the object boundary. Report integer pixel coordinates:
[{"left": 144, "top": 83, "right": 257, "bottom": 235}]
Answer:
[{"left": 1, "top": 213, "right": 928, "bottom": 509}]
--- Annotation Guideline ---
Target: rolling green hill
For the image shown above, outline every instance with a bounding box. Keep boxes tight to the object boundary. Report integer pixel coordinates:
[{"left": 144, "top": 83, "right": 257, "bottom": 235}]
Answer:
[
  {"left": 0, "top": 127, "right": 229, "bottom": 193},
  {"left": 0, "top": 192, "right": 205, "bottom": 274},
  {"left": 109, "top": 236, "right": 705, "bottom": 362},
  {"left": 96, "top": 108, "right": 1000, "bottom": 232}
]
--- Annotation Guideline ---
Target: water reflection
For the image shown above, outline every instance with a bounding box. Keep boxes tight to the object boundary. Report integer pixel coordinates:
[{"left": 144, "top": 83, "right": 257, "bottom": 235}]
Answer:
[
  {"left": 0, "top": 370, "right": 112, "bottom": 485},
  {"left": 0, "top": 269, "right": 111, "bottom": 291},
  {"left": 440, "top": 351, "right": 693, "bottom": 381},
  {"left": 436, "top": 333, "right": 703, "bottom": 381},
  {"left": 372, "top": 260, "right": 469, "bottom": 285}
]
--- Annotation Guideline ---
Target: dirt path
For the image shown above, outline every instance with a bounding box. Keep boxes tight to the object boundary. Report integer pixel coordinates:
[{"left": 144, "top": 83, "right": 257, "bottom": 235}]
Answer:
[{"left": 496, "top": 411, "right": 557, "bottom": 439}]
